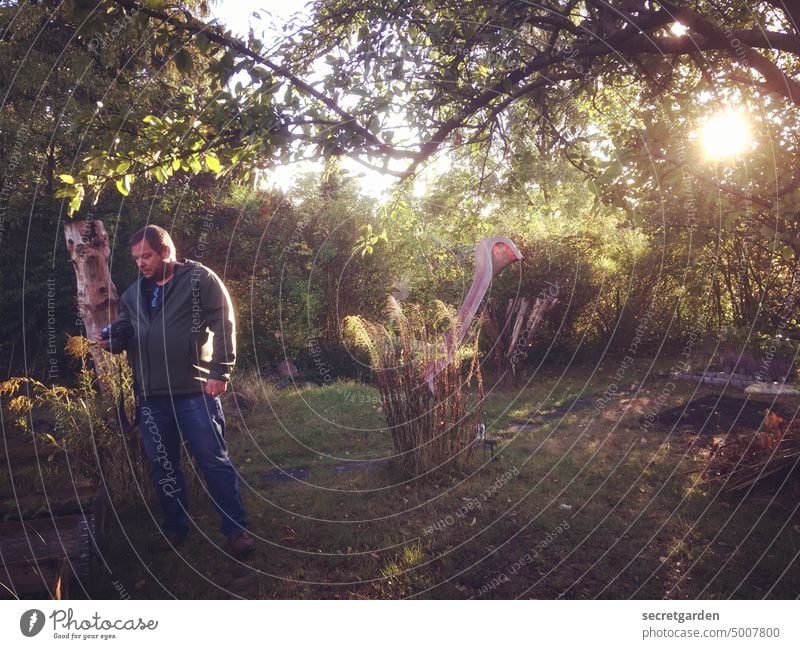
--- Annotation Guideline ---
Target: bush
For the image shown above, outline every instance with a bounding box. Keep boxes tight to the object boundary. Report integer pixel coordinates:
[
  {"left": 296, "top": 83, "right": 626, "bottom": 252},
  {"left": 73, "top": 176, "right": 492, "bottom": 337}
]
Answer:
[
  {"left": 767, "top": 357, "right": 793, "bottom": 382},
  {"left": 0, "top": 337, "right": 149, "bottom": 502},
  {"left": 719, "top": 351, "right": 741, "bottom": 372}
]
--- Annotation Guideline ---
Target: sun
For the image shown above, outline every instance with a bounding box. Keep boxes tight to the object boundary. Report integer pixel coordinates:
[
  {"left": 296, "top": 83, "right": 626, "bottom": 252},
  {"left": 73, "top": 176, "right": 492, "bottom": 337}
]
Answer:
[
  {"left": 670, "top": 22, "right": 688, "bottom": 36},
  {"left": 698, "top": 109, "right": 752, "bottom": 159}
]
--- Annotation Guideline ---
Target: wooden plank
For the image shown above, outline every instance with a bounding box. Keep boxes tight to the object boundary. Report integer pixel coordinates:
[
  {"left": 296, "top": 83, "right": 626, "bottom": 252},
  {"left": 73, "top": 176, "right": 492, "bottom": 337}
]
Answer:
[
  {"left": 0, "top": 514, "right": 87, "bottom": 567},
  {"left": 0, "top": 485, "right": 97, "bottom": 518},
  {"left": 0, "top": 556, "right": 70, "bottom": 599},
  {"left": 506, "top": 297, "right": 530, "bottom": 359},
  {"left": 0, "top": 437, "right": 51, "bottom": 463}
]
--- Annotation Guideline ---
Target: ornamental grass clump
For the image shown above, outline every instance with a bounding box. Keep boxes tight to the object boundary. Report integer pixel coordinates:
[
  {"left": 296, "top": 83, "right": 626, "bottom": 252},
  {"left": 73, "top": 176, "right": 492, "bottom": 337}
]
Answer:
[{"left": 344, "top": 296, "right": 484, "bottom": 478}]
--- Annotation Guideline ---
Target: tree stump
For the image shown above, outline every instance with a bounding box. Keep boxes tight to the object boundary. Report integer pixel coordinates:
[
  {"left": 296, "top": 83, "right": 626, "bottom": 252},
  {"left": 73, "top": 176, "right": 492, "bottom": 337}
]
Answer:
[{"left": 64, "top": 219, "right": 119, "bottom": 382}]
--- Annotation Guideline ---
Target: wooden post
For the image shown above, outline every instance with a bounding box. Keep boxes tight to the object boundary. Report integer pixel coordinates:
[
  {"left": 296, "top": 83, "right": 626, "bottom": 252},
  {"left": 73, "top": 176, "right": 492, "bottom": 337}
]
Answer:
[{"left": 484, "top": 293, "right": 558, "bottom": 388}]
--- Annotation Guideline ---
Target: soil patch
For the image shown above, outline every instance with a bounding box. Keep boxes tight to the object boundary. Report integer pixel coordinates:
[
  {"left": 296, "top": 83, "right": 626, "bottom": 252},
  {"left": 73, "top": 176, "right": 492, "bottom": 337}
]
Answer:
[{"left": 649, "top": 395, "right": 788, "bottom": 436}]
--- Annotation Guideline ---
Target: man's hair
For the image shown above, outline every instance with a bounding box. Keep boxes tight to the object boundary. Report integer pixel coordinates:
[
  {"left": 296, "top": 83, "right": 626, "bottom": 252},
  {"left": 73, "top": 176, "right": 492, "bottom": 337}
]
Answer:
[{"left": 128, "top": 225, "right": 177, "bottom": 259}]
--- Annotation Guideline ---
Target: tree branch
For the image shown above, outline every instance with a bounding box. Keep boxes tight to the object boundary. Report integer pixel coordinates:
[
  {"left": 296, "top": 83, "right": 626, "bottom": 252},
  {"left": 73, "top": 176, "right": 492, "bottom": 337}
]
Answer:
[
  {"left": 109, "top": 0, "right": 411, "bottom": 159},
  {"left": 659, "top": 0, "right": 800, "bottom": 105},
  {"left": 618, "top": 30, "right": 800, "bottom": 55}
]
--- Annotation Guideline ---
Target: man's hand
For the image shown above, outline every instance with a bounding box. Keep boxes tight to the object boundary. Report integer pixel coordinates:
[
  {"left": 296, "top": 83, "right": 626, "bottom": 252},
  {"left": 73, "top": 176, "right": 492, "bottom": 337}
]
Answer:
[
  {"left": 205, "top": 378, "right": 228, "bottom": 397},
  {"left": 96, "top": 334, "right": 110, "bottom": 351}
]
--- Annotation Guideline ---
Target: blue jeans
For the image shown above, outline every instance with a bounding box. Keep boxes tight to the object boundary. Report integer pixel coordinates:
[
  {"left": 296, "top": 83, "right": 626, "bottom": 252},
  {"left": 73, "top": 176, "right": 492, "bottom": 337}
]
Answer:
[{"left": 137, "top": 393, "right": 248, "bottom": 538}]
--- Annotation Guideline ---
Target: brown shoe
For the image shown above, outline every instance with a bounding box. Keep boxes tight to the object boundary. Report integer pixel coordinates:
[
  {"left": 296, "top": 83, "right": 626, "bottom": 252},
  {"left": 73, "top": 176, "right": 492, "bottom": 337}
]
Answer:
[{"left": 228, "top": 530, "right": 256, "bottom": 558}]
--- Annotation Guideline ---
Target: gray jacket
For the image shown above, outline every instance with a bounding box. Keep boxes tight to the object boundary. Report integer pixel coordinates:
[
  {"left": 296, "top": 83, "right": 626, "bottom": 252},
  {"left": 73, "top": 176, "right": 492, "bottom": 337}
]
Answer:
[{"left": 117, "top": 259, "right": 236, "bottom": 398}]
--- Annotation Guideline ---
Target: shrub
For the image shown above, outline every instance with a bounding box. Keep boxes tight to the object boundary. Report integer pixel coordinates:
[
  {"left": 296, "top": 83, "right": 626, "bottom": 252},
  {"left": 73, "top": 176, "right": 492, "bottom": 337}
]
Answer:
[
  {"left": 741, "top": 354, "right": 761, "bottom": 377},
  {"left": 719, "top": 351, "right": 739, "bottom": 371},
  {"left": 0, "top": 337, "right": 149, "bottom": 502},
  {"left": 768, "top": 357, "right": 793, "bottom": 382}
]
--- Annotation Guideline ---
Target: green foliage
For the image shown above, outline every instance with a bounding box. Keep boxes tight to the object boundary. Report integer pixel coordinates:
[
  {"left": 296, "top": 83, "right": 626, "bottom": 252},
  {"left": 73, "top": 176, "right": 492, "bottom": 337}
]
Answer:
[
  {"left": 12, "top": 0, "right": 800, "bottom": 219},
  {"left": 354, "top": 223, "right": 388, "bottom": 257}
]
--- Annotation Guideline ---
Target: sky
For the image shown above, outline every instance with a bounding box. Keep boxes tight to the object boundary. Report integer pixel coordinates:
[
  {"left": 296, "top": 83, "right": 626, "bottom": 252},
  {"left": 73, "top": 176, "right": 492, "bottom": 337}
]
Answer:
[
  {"left": 209, "top": 0, "right": 311, "bottom": 41},
  {"left": 208, "top": 0, "right": 406, "bottom": 198}
]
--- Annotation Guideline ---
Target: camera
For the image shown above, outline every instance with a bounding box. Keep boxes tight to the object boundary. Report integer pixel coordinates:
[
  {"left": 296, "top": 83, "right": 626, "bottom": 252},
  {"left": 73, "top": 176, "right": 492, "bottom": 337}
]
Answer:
[{"left": 100, "top": 320, "right": 134, "bottom": 353}]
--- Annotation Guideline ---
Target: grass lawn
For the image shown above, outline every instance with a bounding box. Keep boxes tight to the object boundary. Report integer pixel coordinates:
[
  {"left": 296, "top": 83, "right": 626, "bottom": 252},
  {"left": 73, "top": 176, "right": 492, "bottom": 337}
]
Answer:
[{"left": 86, "top": 359, "right": 800, "bottom": 599}]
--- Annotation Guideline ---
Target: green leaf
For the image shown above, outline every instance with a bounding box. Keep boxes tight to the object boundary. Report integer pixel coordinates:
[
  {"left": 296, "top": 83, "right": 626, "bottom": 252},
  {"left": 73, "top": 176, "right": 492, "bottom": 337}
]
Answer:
[
  {"left": 58, "top": 174, "right": 75, "bottom": 184},
  {"left": 69, "top": 193, "right": 82, "bottom": 214},
  {"left": 597, "top": 160, "right": 623, "bottom": 185},
  {"left": 143, "top": 114, "right": 163, "bottom": 126},
  {"left": 115, "top": 160, "right": 131, "bottom": 173},
  {"left": 174, "top": 49, "right": 193, "bottom": 74},
  {"left": 67, "top": 184, "right": 84, "bottom": 216},
  {"left": 115, "top": 174, "right": 132, "bottom": 197},
  {"left": 196, "top": 33, "right": 210, "bottom": 53},
  {"left": 782, "top": 245, "right": 795, "bottom": 262},
  {"left": 204, "top": 153, "right": 222, "bottom": 173}
]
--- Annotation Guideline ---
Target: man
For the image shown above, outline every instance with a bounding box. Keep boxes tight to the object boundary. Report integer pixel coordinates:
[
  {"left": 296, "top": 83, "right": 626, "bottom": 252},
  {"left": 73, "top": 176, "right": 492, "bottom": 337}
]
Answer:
[{"left": 101, "top": 225, "right": 255, "bottom": 558}]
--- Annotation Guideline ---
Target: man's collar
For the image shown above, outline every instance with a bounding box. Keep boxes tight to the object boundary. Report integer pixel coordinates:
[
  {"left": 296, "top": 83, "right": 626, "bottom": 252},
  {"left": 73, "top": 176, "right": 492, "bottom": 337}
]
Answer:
[{"left": 171, "top": 259, "right": 190, "bottom": 278}]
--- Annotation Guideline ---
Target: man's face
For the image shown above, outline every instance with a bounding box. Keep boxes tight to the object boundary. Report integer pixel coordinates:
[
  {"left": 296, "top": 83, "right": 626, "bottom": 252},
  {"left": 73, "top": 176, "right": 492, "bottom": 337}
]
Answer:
[{"left": 131, "top": 240, "right": 169, "bottom": 280}]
